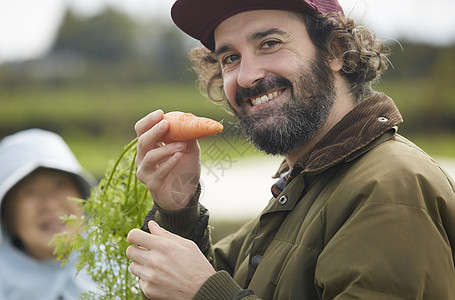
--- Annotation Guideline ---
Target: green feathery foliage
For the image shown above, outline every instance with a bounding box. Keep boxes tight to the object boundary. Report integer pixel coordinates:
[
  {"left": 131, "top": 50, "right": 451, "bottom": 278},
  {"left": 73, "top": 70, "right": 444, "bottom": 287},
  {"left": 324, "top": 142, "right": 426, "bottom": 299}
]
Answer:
[{"left": 53, "top": 138, "right": 153, "bottom": 299}]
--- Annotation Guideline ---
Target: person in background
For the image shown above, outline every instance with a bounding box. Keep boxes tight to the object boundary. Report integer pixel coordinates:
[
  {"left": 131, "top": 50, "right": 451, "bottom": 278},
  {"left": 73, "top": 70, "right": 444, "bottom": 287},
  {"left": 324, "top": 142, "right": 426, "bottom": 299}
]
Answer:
[
  {"left": 126, "top": 0, "right": 455, "bottom": 299},
  {"left": 0, "top": 128, "right": 97, "bottom": 300}
]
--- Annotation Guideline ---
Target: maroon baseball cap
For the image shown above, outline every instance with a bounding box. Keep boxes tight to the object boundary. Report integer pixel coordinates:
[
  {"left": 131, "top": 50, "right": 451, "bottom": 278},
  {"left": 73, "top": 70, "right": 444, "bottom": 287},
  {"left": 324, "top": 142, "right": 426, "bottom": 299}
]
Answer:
[{"left": 171, "top": 0, "right": 344, "bottom": 51}]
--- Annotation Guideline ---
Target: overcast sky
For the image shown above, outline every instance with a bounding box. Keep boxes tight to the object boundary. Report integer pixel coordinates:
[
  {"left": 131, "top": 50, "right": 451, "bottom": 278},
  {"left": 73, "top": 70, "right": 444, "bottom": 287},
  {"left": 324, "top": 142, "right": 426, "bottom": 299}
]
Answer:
[{"left": 0, "top": 0, "right": 454, "bottom": 64}]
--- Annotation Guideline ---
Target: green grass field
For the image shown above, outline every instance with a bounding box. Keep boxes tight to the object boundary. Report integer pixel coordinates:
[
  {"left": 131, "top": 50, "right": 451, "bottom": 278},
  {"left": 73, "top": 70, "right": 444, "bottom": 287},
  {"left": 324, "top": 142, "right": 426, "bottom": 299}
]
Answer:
[
  {"left": 1, "top": 83, "right": 238, "bottom": 177},
  {"left": 1, "top": 80, "right": 454, "bottom": 178}
]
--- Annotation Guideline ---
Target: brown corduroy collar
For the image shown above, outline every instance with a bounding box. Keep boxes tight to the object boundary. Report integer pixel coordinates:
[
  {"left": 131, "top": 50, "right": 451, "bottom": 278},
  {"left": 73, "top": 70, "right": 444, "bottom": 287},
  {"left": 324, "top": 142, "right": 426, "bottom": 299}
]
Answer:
[{"left": 273, "top": 92, "right": 403, "bottom": 178}]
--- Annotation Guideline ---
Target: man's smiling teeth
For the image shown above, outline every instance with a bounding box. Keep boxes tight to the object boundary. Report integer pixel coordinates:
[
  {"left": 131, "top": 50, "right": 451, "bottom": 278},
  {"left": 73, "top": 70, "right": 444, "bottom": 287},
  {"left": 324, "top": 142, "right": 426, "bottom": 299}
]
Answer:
[{"left": 251, "top": 91, "right": 282, "bottom": 106}]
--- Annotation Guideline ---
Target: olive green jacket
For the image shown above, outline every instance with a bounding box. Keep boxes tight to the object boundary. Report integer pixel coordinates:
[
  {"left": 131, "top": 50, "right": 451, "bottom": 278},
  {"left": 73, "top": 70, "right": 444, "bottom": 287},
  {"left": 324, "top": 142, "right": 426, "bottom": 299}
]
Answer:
[{"left": 144, "top": 93, "right": 455, "bottom": 299}]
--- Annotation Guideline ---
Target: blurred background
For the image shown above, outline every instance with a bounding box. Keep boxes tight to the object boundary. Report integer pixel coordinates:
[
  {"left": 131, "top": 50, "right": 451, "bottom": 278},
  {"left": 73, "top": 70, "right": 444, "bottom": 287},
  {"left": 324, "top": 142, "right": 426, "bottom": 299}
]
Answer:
[{"left": 1, "top": 0, "right": 454, "bottom": 232}]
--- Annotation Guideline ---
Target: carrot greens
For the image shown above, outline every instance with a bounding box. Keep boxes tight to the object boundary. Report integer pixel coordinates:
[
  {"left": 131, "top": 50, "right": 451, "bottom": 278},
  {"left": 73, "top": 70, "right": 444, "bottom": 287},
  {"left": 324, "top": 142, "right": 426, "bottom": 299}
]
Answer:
[{"left": 53, "top": 137, "right": 153, "bottom": 299}]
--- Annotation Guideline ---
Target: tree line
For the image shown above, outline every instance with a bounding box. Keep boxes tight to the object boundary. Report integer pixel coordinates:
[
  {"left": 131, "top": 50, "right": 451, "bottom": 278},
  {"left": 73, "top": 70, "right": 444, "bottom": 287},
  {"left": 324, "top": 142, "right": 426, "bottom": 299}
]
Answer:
[
  {"left": 0, "top": 6, "right": 195, "bottom": 86},
  {"left": 0, "top": 6, "right": 454, "bottom": 135},
  {"left": 0, "top": 6, "right": 452, "bottom": 85}
]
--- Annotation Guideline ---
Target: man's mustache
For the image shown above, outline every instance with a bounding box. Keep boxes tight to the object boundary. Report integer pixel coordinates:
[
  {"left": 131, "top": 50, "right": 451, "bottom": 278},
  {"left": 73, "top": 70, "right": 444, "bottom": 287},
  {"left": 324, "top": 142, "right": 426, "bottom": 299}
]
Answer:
[{"left": 235, "top": 76, "right": 292, "bottom": 106}]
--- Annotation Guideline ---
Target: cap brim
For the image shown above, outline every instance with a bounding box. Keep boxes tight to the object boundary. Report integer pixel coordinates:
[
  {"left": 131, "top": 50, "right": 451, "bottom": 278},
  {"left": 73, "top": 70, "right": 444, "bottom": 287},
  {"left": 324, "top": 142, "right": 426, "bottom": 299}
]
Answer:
[{"left": 171, "top": 0, "right": 317, "bottom": 50}]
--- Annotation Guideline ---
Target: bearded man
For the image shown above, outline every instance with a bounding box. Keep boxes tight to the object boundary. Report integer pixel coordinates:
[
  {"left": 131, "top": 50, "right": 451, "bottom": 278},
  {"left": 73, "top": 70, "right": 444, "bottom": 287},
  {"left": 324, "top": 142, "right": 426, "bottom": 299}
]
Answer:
[{"left": 126, "top": 0, "right": 455, "bottom": 299}]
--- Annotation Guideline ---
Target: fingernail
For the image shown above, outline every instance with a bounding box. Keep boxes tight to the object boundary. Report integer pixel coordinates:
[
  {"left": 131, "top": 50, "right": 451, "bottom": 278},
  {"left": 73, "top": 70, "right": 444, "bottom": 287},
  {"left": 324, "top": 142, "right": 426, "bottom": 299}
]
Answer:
[
  {"left": 150, "top": 110, "right": 163, "bottom": 121},
  {"left": 152, "top": 109, "right": 163, "bottom": 116},
  {"left": 149, "top": 220, "right": 160, "bottom": 228}
]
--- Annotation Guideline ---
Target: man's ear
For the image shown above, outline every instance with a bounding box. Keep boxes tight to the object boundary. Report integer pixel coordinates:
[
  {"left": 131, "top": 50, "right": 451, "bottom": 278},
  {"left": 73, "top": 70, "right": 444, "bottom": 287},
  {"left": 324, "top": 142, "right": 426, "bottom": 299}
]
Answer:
[
  {"left": 329, "top": 56, "right": 343, "bottom": 72},
  {"left": 327, "top": 39, "right": 343, "bottom": 72}
]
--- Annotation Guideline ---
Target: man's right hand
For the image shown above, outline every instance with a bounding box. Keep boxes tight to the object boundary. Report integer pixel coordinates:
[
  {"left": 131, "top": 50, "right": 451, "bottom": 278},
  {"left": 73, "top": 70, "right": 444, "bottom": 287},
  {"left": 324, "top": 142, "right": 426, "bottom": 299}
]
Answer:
[{"left": 134, "top": 109, "right": 201, "bottom": 211}]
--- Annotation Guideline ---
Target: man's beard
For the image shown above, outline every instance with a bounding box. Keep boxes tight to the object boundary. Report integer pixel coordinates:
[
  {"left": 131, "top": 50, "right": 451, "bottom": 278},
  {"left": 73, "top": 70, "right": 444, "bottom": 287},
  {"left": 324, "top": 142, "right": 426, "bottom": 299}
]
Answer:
[{"left": 227, "top": 52, "right": 336, "bottom": 156}]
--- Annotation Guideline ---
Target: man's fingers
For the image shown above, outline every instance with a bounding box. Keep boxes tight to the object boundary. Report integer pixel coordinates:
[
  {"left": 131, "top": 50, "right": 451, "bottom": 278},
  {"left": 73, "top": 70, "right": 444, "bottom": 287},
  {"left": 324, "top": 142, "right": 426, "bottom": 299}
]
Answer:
[
  {"left": 147, "top": 220, "right": 179, "bottom": 239},
  {"left": 126, "top": 244, "right": 150, "bottom": 266},
  {"left": 127, "top": 228, "right": 155, "bottom": 250},
  {"left": 148, "top": 220, "right": 163, "bottom": 234},
  {"left": 129, "top": 260, "right": 152, "bottom": 281},
  {"left": 126, "top": 223, "right": 175, "bottom": 251},
  {"left": 135, "top": 119, "right": 170, "bottom": 166},
  {"left": 134, "top": 109, "right": 164, "bottom": 137},
  {"left": 127, "top": 222, "right": 194, "bottom": 268},
  {"left": 147, "top": 221, "right": 199, "bottom": 250}
]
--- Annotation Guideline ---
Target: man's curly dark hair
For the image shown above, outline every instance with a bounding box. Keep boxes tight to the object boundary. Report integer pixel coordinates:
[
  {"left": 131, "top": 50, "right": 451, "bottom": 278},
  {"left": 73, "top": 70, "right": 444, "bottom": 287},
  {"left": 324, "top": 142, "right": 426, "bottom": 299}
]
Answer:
[{"left": 189, "top": 11, "right": 389, "bottom": 104}]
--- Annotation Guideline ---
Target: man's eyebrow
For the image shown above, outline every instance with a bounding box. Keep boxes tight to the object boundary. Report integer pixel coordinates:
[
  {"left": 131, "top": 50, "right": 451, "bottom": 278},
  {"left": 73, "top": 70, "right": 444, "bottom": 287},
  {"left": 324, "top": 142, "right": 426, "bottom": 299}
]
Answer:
[
  {"left": 214, "top": 45, "right": 231, "bottom": 59},
  {"left": 214, "top": 28, "right": 288, "bottom": 58},
  {"left": 248, "top": 28, "right": 288, "bottom": 42}
]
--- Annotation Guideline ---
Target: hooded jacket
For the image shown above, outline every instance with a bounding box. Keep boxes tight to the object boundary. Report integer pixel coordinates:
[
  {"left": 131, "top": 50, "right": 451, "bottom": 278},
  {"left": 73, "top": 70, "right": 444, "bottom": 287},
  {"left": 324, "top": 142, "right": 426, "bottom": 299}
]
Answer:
[
  {"left": 144, "top": 93, "right": 455, "bottom": 299},
  {"left": 0, "top": 129, "right": 97, "bottom": 299}
]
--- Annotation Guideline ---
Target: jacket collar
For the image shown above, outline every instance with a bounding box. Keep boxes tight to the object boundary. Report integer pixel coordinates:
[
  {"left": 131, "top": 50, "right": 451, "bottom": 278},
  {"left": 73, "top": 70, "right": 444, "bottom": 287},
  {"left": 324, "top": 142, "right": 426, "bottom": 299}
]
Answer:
[{"left": 274, "top": 93, "right": 403, "bottom": 177}]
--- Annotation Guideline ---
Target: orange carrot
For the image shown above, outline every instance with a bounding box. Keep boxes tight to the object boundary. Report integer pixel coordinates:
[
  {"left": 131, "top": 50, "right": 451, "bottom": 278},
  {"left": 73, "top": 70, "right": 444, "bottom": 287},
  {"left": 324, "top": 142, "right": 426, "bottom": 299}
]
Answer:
[{"left": 161, "top": 111, "right": 223, "bottom": 143}]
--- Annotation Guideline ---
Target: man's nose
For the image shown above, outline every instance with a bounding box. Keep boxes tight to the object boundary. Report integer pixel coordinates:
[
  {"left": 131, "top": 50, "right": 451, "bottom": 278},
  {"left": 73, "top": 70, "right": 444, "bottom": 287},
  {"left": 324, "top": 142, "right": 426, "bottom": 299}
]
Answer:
[{"left": 237, "top": 55, "right": 266, "bottom": 89}]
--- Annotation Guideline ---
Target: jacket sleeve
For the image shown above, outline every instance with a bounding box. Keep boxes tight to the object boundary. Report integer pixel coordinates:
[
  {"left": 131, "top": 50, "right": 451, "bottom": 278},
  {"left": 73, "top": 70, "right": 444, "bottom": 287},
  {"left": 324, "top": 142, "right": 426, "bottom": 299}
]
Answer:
[
  {"left": 141, "top": 184, "right": 212, "bottom": 258},
  {"left": 193, "top": 216, "right": 269, "bottom": 299},
  {"left": 194, "top": 271, "right": 257, "bottom": 300}
]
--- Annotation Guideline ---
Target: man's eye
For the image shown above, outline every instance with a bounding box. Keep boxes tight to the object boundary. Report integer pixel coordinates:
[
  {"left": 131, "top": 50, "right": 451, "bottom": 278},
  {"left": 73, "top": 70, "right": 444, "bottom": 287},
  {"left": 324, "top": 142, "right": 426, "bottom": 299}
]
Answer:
[
  {"left": 261, "top": 40, "right": 280, "bottom": 50},
  {"left": 222, "top": 54, "right": 239, "bottom": 65}
]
